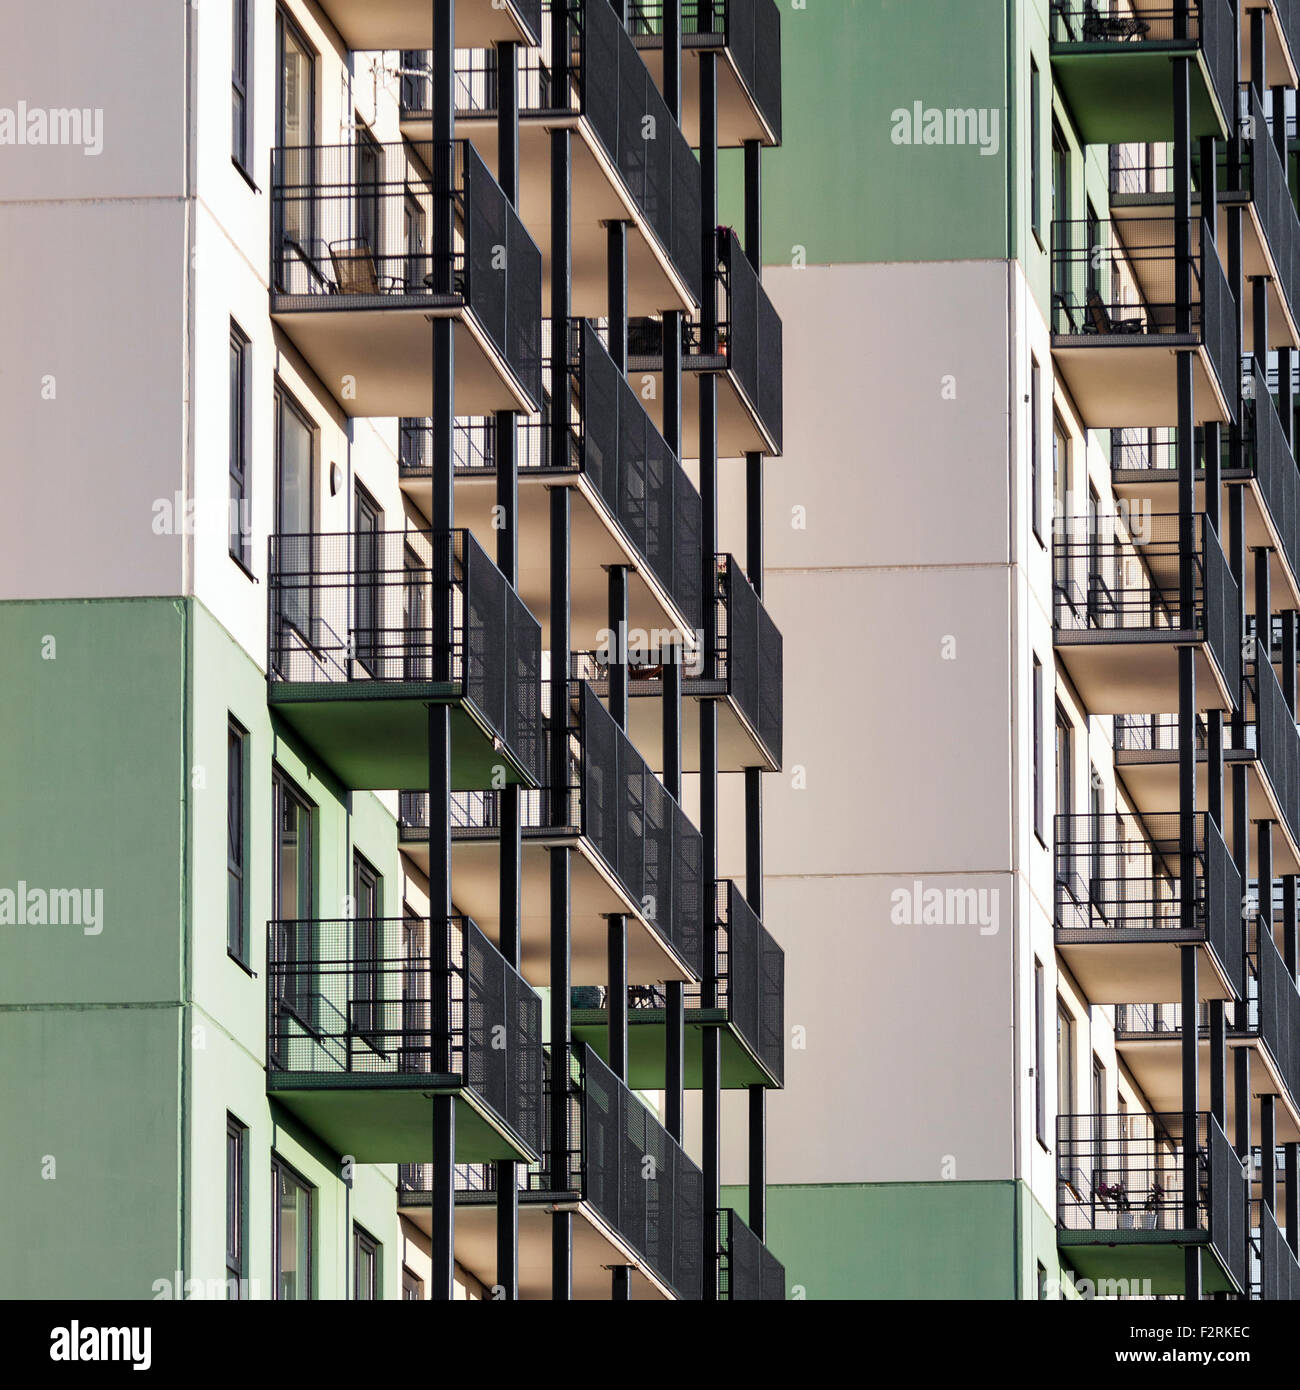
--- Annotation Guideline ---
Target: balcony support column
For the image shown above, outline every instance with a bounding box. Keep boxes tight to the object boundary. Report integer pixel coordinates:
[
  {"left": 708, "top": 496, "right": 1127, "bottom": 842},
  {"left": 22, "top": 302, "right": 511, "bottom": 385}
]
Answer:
[
  {"left": 745, "top": 768, "right": 763, "bottom": 917},
  {"left": 550, "top": 848, "right": 573, "bottom": 1300},
  {"left": 1230, "top": 484, "right": 1247, "bottom": 744},
  {"left": 1251, "top": 7, "right": 1267, "bottom": 103},
  {"left": 1285, "top": 874, "right": 1298, "bottom": 981},
  {"left": 1173, "top": 57, "right": 1192, "bottom": 335},
  {"left": 607, "top": 220, "right": 628, "bottom": 374},
  {"left": 611, "top": 1266, "right": 632, "bottom": 1299},
  {"left": 744, "top": 140, "right": 762, "bottom": 272},
  {"left": 1208, "top": 710, "right": 1223, "bottom": 831},
  {"left": 431, "top": 1094, "right": 456, "bottom": 1301},
  {"left": 746, "top": 455, "right": 764, "bottom": 597},
  {"left": 1228, "top": 205, "right": 1245, "bottom": 474},
  {"left": 664, "top": 642, "right": 685, "bottom": 1142},
  {"left": 607, "top": 914, "right": 628, "bottom": 1086},
  {"left": 663, "top": 311, "right": 683, "bottom": 459},
  {"left": 497, "top": 42, "right": 518, "bottom": 206},
  {"left": 1253, "top": 276, "right": 1270, "bottom": 378},
  {"left": 1263, "top": 1095, "right": 1278, "bottom": 1215},
  {"left": 1235, "top": 1045, "right": 1252, "bottom": 1179},
  {"left": 749, "top": 1085, "right": 766, "bottom": 1242},
  {"left": 1281, "top": 350, "right": 1295, "bottom": 450},
  {"left": 665, "top": 0, "right": 681, "bottom": 126},
  {"left": 1181, "top": 945, "right": 1201, "bottom": 1301},
  {"left": 1284, "top": 611, "right": 1297, "bottom": 715},
  {"left": 1287, "top": 1144, "right": 1299, "bottom": 1256},
  {"left": 608, "top": 564, "right": 629, "bottom": 731},
  {"left": 1210, "top": 999, "right": 1227, "bottom": 1130}
]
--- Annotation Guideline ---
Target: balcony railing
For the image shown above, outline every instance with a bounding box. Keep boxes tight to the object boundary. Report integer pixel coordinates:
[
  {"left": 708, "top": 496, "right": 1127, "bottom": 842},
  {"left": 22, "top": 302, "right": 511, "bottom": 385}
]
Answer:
[
  {"left": 413, "top": 1, "right": 703, "bottom": 301},
  {"left": 1057, "top": 1110, "right": 1247, "bottom": 1292},
  {"left": 1253, "top": 649, "right": 1300, "bottom": 848},
  {"left": 266, "top": 915, "right": 544, "bottom": 1158},
  {"left": 1245, "top": 358, "right": 1300, "bottom": 590},
  {"left": 1051, "top": 217, "right": 1237, "bottom": 412},
  {"left": 1242, "top": 86, "right": 1300, "bottom": 324},
  {"left": 407, "top": 1045, "right": 706, "bottom": 1298},
  {"left": 1053, "top": 512, "right": 1241, "bottom": 697},
  {"left": 270, "top": 139, "right": 542, "bottom": 407},
  {"left": 407, "top": 680, "right": 705, "bottom": 976},
  {"left": 1050, "top": 2, "right": 1235, "bottom": 133},
  {"left": 627, "top": 0, "right": 783, "bottom": 143},
  {"left": 1257, "top": 919, "right": 1300, "bottom": 1111},
  {"left": 1261, "top": 1203, "right": 1300, "bottom": 1301},
  {"left": 718, "top": 1208, "right": 784, "bottom": 1300},
  {"left": 1054, "top": 810, "right": 1244, "bottom": 999},
  {"left": 267, "top": 528, "right": 543, "bottom": 784}
]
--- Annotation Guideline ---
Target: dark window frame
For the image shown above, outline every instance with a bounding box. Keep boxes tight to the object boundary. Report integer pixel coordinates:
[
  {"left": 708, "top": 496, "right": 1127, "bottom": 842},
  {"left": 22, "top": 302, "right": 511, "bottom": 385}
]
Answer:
[
  {"left": 271, "top": 1153, "right": 314, "bottom": 1301},
  {"left": 1033, "top": 656, "right": 1045, "bottom": 844},
  {"left": 1034, "top": 957, "right": 1047, "bottom": 1147},
  {"left": 353, "top": 1223, "right": 381, "bottom": 1300},
  {"left": 232, "top": 0, "right": 254, "bottom": 174},
  {"left": 226, "top": 1114, "right": 247, "bottom": 1297},
  {"left": 352, "top": 850, "right": 382, "bottom": 1043},
  {"left": 1031, "top": 357, "right": 1043, "bottom": 543},
  {"left": 229, "top": 321, "right": 252, "bottom": 570},
  {"left": 271, "top": 768, "right": 316, "bottom": 1034},
  {"left": 1030, "top": 58, "right": 1043, "bottom": 244},
  {"left": 227, "top": 717, "right": 249, "bottom": 964},
  {"left": 402, "top": 1265, "right": 424, "bottom": 1300}
]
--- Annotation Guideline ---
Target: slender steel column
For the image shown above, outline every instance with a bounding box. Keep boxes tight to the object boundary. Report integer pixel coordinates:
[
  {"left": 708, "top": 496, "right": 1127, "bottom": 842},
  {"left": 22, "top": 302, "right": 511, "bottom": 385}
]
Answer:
[
  {"left": 663, "top": 645, "right": 682, "bottom": 800},
  {"left": 1210, "top": 999, "right": 1227, "bottom": 1130},
  {"left": 1207, "top": 711, "right": 1223, "bottom": 832},
  {"left": 1181, "top": 944, "right": 1201, "bottom": 1305},
  {"left": 1285, "top": 874, "right": 1299, "bottom": 981},
  {"left": 1251, "top": 7, "right": 1266, "bottom": 102},
  {"left": 745, "top": 453, "right": 764, "bottom": 596},
  {"left": 1274, "top": 86, "right": 1289, "bottom": 171},
  {"left": 663, "top": 640, "right": 685, "bottom": 1139},
  {"left": 1173, "top": 58, "right": 1192, "bottom": 335},
  {"left": 663, "top": 311, "right": 683, "bottom": 460},
  {"left": 431, "top": 1094, "right": 456, "bottom": 1300},
  {"left": 1253, "top": 276, "right": 1269, "bottom": 377},
  {"left": 1281, "top": 348, "right": 1295, "bottom": 451},
  {"left": 550, "top": 847, "right": 573, "bottom": 1300},
  {"left": 748, "top": 1084, "right": 766, "bottom": 1241},
  {"left": 1285, "top": 612, "right": 1297, "bottom": 713},
  {"left": 611, "top": 1266, "right": 632, "bottom": 1299},
  {"left": 1230, "top": 483, "right": 1247, "bottom": 744},
  {"left": 608, "top": 565, "right": 629, "bottom": 730},
  {"left": 607, "top": 220, "right": 628, "bottom": 373},
  {"left": 1235, "top": 1046, "right": 1252, "bottom": 1176},
  {"left": 1263, "top": 1096, "right": 1278, "bottom": 1214},
  {"left": 664, "top": 0, "right": 681, "bottom": 125},
  {"left": 745, "top": 767, "right": 763, "bottom": 917},
  {"left": 608, "top": 915, "right": 627, "bottom": 1084},
  {"left": 498, "top": 43, "right": 518, "bottom": 206},
  {"left": 1288, "top": 1144, "right": 1300, "bottom": 1255},
  {"left": 744, "top": 140, "right": 762, "bottom": 271}
]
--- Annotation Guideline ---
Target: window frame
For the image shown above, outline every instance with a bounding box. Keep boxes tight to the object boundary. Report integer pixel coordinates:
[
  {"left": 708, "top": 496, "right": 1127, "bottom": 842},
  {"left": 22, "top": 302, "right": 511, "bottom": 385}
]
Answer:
[
  {"left": 271, "top": 1153, "right": 314, "bottom": 1301},
  {"left": 1034, "top": 957, "right": 1048, "bottom": 1147},
  {"left": 226, "top": 1114, "right": 247, "bottom": 1298},
  {"left": 232, "top": 0, "right": 254, "bottom": 175},
  {"left": 227, "top": 717, "right": 250, "bottom": 965},
  {"left": 271, "top": 768, "right": 316, "bottom": 1034},
  {"left": 402, "top": 1265, "right": 424, "bottom": 1300},
  {"left": 1030, "top": 58, "right": 1043, "bottom": 245},
  {"left": 1033, "top": 656, "right": 1045, "bottom": 845},
  {"left": 353, "top": 1223, "right": 381, "bottom": 1301},
  {"left": 1030, "top": 357, "right": 1043, "bottom": 543},
  {"left": 229, "top": 321, "right": 252, "bottom": 571}
]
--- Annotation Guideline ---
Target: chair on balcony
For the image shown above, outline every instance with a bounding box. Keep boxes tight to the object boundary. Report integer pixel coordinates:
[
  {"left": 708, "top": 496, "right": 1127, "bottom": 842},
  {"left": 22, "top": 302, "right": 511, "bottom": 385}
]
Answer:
[
  {"left": 329, "top": 239, "right": 403, "bottom": 295},
  {"left": 1085, "top": 290, "right": 1146, "bottom": 335},
  {"left": 1082, "top": 2, "right": 1151, "bottom": 42}
]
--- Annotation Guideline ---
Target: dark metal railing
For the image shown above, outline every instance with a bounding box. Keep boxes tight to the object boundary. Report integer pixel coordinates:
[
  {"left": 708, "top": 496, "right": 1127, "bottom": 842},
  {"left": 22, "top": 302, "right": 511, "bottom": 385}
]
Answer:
[
  {"left": 267, "top": 529, "right": 543, "bottom": 784},
  {"left": 405, "top": 680, "right": 705, "bottom": 977},
  {"left": 1242, "top": 85, "right": 1300, "bottom": 325},
  {"left": 1245, "top": 358, "right": 1300, "bottom": 591},
  {"left": 718, "top": 1208, "right": 784, "bottom": 1300},
  {"left": 1261, "top": 1203, "right": 1300, "bottom": 1301},
  {"left": 270, "top": 139, "right": 542, "bottom": 407},
  {"left": 1054, "top": 811, "right": 1244, "bottom": 999},
  {"left": 1053, "top": 511, "right": 1241, "bottom": 698},
  {"left": 687, "top": 882, "right": 783, "bottom": 1084},
  {"left": 408, "top": 2, "right": 702, "bottom": 300},
  {"left": 715, "top": 227, "right": 783, "bottom": 451},
  {"left": 266, "top": 915, "right": 544, "bottom": 1156},
  {"left": 1050, "top": 1, "right": 1234, "bottom": 131},
  {"left": 1253, "top": 648, "right": 1300, "bottom": 850},
  {"left": 713, "top": 555, "right": 782, "bottom": 764},
  {"left": 409, "top": 1044, "right": 705, "bottom": 1298},
  {"left": 1051, "top": 216, "right": 1237, "bottom": 413},
  {"left": 627, "top": 0, "right": 783, "bottom": 142},
  {"left": 1257, "top": 920, "right": 1300, "bottom": 1113}
]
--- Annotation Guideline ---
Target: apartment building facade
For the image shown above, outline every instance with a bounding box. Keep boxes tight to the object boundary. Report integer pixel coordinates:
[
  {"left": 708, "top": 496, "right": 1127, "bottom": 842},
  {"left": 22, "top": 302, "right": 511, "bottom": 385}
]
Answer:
[
  {"left": 733, "top": 0, "right": 1300, "bottom": 1300},
  {"left": 0, "top": 0, "right": 785, "bottom": 1301}
]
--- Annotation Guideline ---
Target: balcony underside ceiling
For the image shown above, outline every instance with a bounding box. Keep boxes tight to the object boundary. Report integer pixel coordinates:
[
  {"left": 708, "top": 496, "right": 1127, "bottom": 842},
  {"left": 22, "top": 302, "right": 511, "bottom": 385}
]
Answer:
[
  {"left": 1055, "top": 937, "right": 1235, "bottom": 1006},
  {"left": 1114, "top": 751, "right": 1300, "bottom": 876},
  {"left": 1051, "top": 343, "right": 1229, "bottom": 429},
  {"left": 571, "top": 1008, "right": 775, "bottom": 1088},
  {"left": 1057, "top": 1231, "right": 1236, "bottom": 1296},
  {"left": 402, "top": 116, "right": 697, "bottom": 317},
  {"left": 325, "top": 0, "right": 538, "bottom": 53},
  {"left": 1050, "top": 49, "right": 1226, "bottom": 146},
  {"left": 637, "top": 45, "right": 777, "bottom": 148},
  {"left": 400, "top": 1200, "right": 673, "bottom": 1299},
  {"left": 271, "top": 308, "right": 532, "bottom": 418},
  {"left": 631, "top": 363, "right": 777, "bottom": 459},
  {"left": 1053, "top": 639, "right": 1232, "bottom": 715},
  {"left": 269, "top": 691, "right": 532, "bottom": 792},
  {"left": 1115, "top": 1034, "right": 1300, "bottom": 1143},
  {"left": 1239, "top": 2, "right": 1299, "bottom": 89},
  {"left": 401, "top": 835, "right": 697, "bottom": 986},
  {"left": 267, "top": 1081, "right": 533, "bottom": 1164},
  {"left": 1111, "top": 476, "right": 1300, "bottom": 612}
]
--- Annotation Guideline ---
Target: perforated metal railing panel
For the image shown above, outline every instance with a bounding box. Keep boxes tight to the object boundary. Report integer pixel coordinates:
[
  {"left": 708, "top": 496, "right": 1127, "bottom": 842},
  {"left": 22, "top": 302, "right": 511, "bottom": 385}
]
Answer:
[
  {"left": 719, "top": 555, "right": 783, "bottom": 767},
  {"left": 698, "top": 882, "right": 784, "bottom": 1084},
  {"left": 719, "top": 1207, "right": 785, "bottom": 1300}
]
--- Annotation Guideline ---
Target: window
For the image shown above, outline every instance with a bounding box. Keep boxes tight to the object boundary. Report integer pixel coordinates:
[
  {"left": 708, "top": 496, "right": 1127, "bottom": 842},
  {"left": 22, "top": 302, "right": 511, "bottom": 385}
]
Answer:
[
  {"left": 1051, "top": 122, "right": 1069, "bottom": 290},
  {"left": 1037, "top": 1261, "right": 1049, "bottom": 1300},
  {"left": 355, "top": 123, "right": 383, "bottom": 257},
  {"left": 272, "top": 1156, "right": 313, "bottom": 1300},
  {"left": 227, "top": 719, "right": 248, "bottom": 962},
  {"left": 1089, "top": 767, "right": 1104, "bottom": 899},
  {"left": 402, "top": 1265, "right": 424, "bottom": 1300},
  {"left": 403, "top": 545, "right": 430, "bottom": 681},
  {"left": 273, "top": 385, "right": 315, "bottom": 642},
  {"left": 1056, "top": 705, "right": 1073, "bottom": 823},
  {"left": 271, "top": 771, "right": 314, "bottom": 1026},
  {"left": 232, "top": 0, "right": 253, "bottom": 172},
  {"left": 276, "top": 9, "right": 316, "bottom": 256},
  {"left": 1033, "top": 657, "right": 1044, "bottom": 842},
  {"left": 1031, "top": 358, "right": 1042, "bottom": 541},
  {"left": 1092, "top": 1054, "right": 1106, "bottom": 1119},
  {"left": 401, "top": 908, "right": 428, "bottom": 1074},
  {"left": 1052, "top": 415, "right": 1070, "bottom": 534},
  {"left": 1030, "top": 59, "right": 1042, "bottom": 242},
  {"left": 226, "top": 1115, "right": 247, "bottom": 1298},
  {"left": 353, "top": 1225, "right": 380, "bottom": 1300},
  {"left": 229, "top": 323, "right": 251, "bottom": 566},
  {"left": 354, "top": 483, "right": 383, "bottom": 676},
  {"left": 1034, "top": 958, "right": 1047, "bottom": 1145},
  {"left": 1057, "top": 1002, "right": 1076, "bottom": 1117},
  {"left": 353, "top": 852, "right": 382, "bottom": 1039}
]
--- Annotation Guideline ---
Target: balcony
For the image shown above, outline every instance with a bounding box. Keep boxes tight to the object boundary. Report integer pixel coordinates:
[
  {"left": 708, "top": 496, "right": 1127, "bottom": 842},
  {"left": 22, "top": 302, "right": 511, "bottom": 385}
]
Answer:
[
  {"left": 400, "top": 680, "right": 704, "bottom": 984},
  {"left": 403, "top": 0, "right": 703, "bottom": 315},
  {"left": 718, "top": 1208, "right": 785, "bottom": 1300},
  {"left": 1113, "top": 927, "right": 1300, "bottom": 1146},
  {"left": 323, "top": 0, "right": 541, "bottom": 50},
  {"left": 1242, "top": 1, "right": 1300, "bottom": 90},
  {"left": 571, "top": 881, "right": 785, "bottom": 1089},
  {"left": 1111, "top": 363, "right": 1300, "bottom": 609},
  {"left": 1054, "top": 811, "right": 1244, "bottom": 1004},
  {"left": 404, "top": 321, "right": 704, "bottom": 648},
  {"left": 1109, "top": 92, "right": 1300, "bottom": 347},
  {"left": 265, "top": 915, "right": 543, "bottom": 1163},
  {"left": 1261, "top": 1204, "right": 1300, "bottom": 1300},
  {"left": 573, "top": 554, "right": 782, "bottom": 773},
  {"left": 1057, "top": 1111, "right": 1248, "bottom": 1296},
  {"left": 399, "top": 1044, "right": 705, "bottom": 1298},
  {"left": 1048, "top": 1, "right": 1234, "bottom": 146},
  {"left": 267, "top": 529, "right": 542, "bottom": 792},
  {"left": 629, "top": 226, "right": 784, "bottom": 458},
  {"left": 1053, "top": 513, "right": 1240, "bottom": 714},
  {"left": 1111, "top": 679, "right": 1300, "bottom": 877},
  {"left": 270, "top": 140, "right": 542, "bottom": 417},
  {"left": 1051, "top": 217, "right": 1237, "bottom": 427},
  {"left": 628, "top": 0, "right": 783, "bottom": 147}
]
